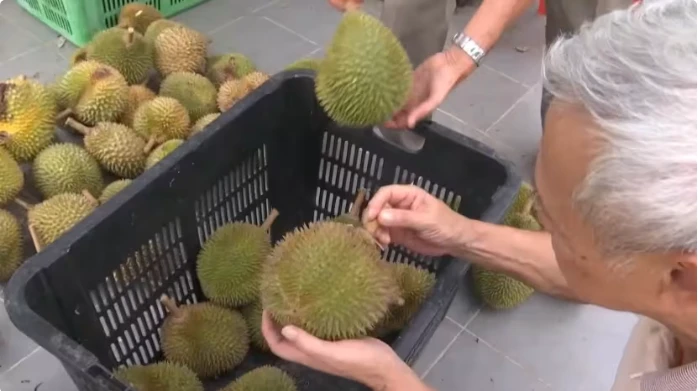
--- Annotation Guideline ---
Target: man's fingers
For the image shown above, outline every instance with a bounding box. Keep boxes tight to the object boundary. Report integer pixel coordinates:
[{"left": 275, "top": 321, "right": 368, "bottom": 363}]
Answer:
[
  {"left": 406, "top": 96, "right": 441, "bottom": 129},
  {"left": 363, "top": 185, "right": 422, "bottom": 223},
  {"left": 280, "top": 325, "right": 332, "bottom": 357},
  {"left": 377, "top": 208, "right": 426, "bottom": 230}
]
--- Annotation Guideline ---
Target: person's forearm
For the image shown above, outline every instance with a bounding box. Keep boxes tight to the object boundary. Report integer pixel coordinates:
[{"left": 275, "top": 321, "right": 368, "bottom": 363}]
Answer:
[
  {"left": 449, "top": 218, "right": 576, "bottom": 300},
  {"left": 378, "top": 363, "right": 435, "bottom": 391},
  {"left": 444, "top": 0, "right": 537, "bottom": 81}
]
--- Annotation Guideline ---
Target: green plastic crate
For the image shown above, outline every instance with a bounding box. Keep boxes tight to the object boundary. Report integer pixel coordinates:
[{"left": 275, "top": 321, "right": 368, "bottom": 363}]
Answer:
[{"left": 15, "top": 0, "right": 209, "bottom": 47}]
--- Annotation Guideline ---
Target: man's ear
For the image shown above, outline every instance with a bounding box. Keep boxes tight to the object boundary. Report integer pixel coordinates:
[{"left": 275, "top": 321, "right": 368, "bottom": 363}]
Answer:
[{"left": 668, "top": 253, "right": 696, "bottom": 299}]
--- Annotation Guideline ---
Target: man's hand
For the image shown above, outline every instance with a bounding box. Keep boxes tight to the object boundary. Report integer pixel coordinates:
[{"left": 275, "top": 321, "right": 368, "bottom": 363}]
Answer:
[
  {"left": 384, "top": 49, "right": 475, "bottom": 129},
  {"left": 362, "top": 184, "right": 472, "bottom": 256},
  {"left": 261, "top": 311, "right": 421, "bottom": 390},
  {"left": 327, "top": 0, "right": 363, "bottom": 12}
]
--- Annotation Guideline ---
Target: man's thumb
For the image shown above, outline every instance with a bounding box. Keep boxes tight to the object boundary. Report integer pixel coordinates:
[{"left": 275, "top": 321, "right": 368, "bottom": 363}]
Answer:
[
  {"left": 281, "top": 325, "right": 327, "bottom": 353},
  {"left": 378, "top": 209, "right": 425, "bottom": 229}
]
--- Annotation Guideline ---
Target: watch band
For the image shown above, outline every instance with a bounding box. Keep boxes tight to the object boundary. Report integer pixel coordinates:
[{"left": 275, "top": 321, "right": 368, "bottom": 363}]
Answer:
[{"left": 451, "top": 33, "right": 486, "bottom": 66}]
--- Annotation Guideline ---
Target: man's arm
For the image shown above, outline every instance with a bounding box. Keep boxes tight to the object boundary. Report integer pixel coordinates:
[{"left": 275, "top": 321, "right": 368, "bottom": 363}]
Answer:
[
  {"left": 444, "top": 0, "right": 537, "bottom": 81},
  {"left": 449, "top": 218, "right": 576, "bottom": 300}
]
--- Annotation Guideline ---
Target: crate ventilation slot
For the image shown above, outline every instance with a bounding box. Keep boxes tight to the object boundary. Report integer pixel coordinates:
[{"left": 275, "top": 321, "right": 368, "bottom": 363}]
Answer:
[
  {"left": 102, "top": 0, "right": 161, "bottom": 28},
  {"left": 194, "top": 145, "right": 270, "bottom": 244},
  {"left": 87, "top": 218, "right": 196, "bottom": 366}
]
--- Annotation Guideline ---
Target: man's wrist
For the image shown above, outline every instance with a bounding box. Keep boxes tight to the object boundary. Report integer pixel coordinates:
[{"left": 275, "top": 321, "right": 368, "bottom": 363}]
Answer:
[
  {"left": 443, "top": 40, "right": 479, "bottom": 83},
  {"left": 375, "top": 359, "right": 431, "bottom": 391}
]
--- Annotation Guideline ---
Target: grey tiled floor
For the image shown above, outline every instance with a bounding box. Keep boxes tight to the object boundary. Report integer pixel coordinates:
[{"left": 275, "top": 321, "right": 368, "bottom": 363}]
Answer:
[{"left": 0, "top": 0, "right": 638, "bottom": 390}]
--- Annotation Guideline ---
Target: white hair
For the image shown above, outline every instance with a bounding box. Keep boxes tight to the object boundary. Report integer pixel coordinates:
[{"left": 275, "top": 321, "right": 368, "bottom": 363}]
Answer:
[{"left": 542, "top": 0, "right": 697, "bottom": 256}]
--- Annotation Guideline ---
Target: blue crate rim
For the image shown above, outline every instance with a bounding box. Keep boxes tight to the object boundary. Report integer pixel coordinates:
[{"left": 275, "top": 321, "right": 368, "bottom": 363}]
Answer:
[{"left": 4, "top": 70, "right": 523, "bottom": 385}]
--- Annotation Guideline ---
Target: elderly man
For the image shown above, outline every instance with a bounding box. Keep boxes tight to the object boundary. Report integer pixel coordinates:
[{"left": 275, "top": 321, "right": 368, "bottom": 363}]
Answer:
[{"left": 261, "top": 1, "right": 697, "bottom": 391}]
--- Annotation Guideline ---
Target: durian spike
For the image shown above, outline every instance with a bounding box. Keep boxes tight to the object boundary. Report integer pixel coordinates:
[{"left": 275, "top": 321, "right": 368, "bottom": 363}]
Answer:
[
  {"left": 13, "top": 198, "right": 32, "bottom": 210},
  {"left": 82, "top": 189, "right": 100, "bottom": 207},
  {"left": 135, "top": 10, "right": 144, "bottom": 17},
  {"left": 125, "top": 27, "right": 135, "bottom": 45},
  {"left": 143, "top": 137, "right": 156, "bottom": 154},
  {"left": 363, "top": 219, "right": 379, "bottom": 236},
  {"left": 348, "top": 188, "right": 366, "bottom": 219},
  {"left": 522, "top": 193, "right": 536, "bottom": 216},
  {"left": 56, "top": 108, "right": 73, "bottom": 122},
  {"left": 261, "top": 208, "right": 280, "bottom": 232},
  {"left": 64, "top": 117, "right": 93, "bottom": 136},
  {"left": 28, "top": 225, "right": 43, "bottom": 253},
  {"left": 160, "top": 295, "right": 183, "bottom": 318}
]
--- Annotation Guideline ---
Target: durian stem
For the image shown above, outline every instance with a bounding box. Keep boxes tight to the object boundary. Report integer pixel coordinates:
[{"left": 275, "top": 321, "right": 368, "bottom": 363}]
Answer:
[
  {"left": 0, "top": 131, "right": 9, "bottom": 145},
  {"left": 13, "top": 198, "right": 32, "bottom": 210},
  {"left": 261, "top": 208, "right": 280, "bottom": 231},
  {"left": 56, "top": 108, "right": 73, "bottom": 123},
  {"left": 64, "top": 117, "right": 93, "bottom": 136},
  {"left": 126, "top": 27, "right": 135, "bottom": 45},
  {"left": 160, "top": 295, "right": 182, "bottom": 318},
  {"left": 28, "top": 225, "right": 43, "bottom": 253},
  {"left": 349, "top": 188, "right": 366, "bottom": 218},
  {"left": 82, "top": 190, "right": 100, "bottom": 207},
  {"left": 143, "top": 137, "right": 156, "bottom": 154},
  {"left": 135, "top": 10, "right": 144, "bottom": 17}
]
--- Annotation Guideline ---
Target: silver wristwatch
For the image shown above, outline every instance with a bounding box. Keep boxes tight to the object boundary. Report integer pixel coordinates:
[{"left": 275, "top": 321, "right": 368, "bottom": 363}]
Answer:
[{"left": 451, "top": 32, "right": 486, "bottom": 67}]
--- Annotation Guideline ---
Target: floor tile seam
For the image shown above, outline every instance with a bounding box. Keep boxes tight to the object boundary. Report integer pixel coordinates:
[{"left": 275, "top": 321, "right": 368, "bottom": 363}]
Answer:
[
  {"left": 483, "top": 82, "right": 539, "bottom": 134},
  {"left": 481, "top": 63, "right": 531, "bottom": 87},
  {"left": 434, "top": 107, "right": 485, "bottom": 133},
  {"left": 0, "top": 346, "right": 41, "bottom": 377},
  {"left": 0, "top": 12, "right": 49, "bottom": 50},
  {"left": 207, "top": 15, "right": 245, "bottom": 35},
  {"left": 419, "top": 327, "right": 467, "bottom": 380},
  {"left": 461, "top": 328, "right": 555, "bottom": 389},
  {"left": 261, "top": 16, "right": 318, "bottom": 46}
]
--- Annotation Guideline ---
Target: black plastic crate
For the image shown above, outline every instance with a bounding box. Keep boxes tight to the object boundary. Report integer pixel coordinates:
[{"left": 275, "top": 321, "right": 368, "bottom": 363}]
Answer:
[{"left": 5, "top": 71, "right": 521, "bottom": 391}]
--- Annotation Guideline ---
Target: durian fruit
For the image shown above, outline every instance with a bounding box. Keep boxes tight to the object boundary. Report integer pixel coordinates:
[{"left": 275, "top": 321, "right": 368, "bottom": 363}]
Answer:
[
  {"left": 117, "top": 3, "right": 163, "bottom": 34},
  {"left": 121, "top": 84, "right": 157, "bottom": 127},
  {"left": 160, "top": 296, "right": 250, "bottom": 379},
  {"left": 316, "top": 10, "right": 412, "bottom": 127},
  {"left": 374, "top": 263, "right": 435, "bottom": 334},
  {"left": 25, "top": 192, "right": 98, "bottom": 249},
  {"left": 83, "top": 27, "right": 153, "bottom": 85},
  {"left": 70, "top": 48, "right": 88, "bottom": 66},
  {"left": 189, "top": 113, "right": 219, "bottom": 137},
  {"left": 114, "top": 361, "right": 203, "bottom": 391},
  {"left": 144, "top": 19, "right": 182, "bottom": 44},
  {"left": 241, "top": 300, "right": 269, "bottom": 351},
  {"left": 0, "top": 75, "right": 57, "bottom": 161},
  {"left": 206, "top": 54, "right": 257, "bottom": 88},
  {"left": 33, "top": 143, "right": 105, "bottom": 199},
  {"left": 217, "top": 79, "right": 251, "bottom": 112},
  {"left": 154, "top": 26, "right": 208, "bottom": 77},
  {"left": 159, "top": 72, "right": 217, "bottom": 122},
  {"left": 65, "top": 118, "right": 146, "bottom": 179},
  {"left": 221, "top": 366, "right": 297, "bottom": 391},
  {"left": 56, "top": 61, "right": 129, "bottom": 126},
  {"left": 99, "top": 179, "right": 132, "bottom": 204},
  {"left": 0, "top": 209, "right": 23, "bottom": 282},
  {"left": 197, "top": 209, "right": 280, "bottom": 308},
  {"left": 471, "top": 183, "right": 539, "bottom": 310},
  {"left": 0, "top": 147, "right": 24, "bottom": 206},
  {"left": 285, "top": 58, "right": 322, "bottom": 72},
  {"left": 243, "top": 71, "right": 270, "bottom": 91},
  {"left": 133, "top": 97, "right": 191, "bottom": 151},
  {"left": 261, "top": 220, "right": 403, "bottom": 341},
  {"left": 145, "top": 139, "right": 184, "bottom": 169}
]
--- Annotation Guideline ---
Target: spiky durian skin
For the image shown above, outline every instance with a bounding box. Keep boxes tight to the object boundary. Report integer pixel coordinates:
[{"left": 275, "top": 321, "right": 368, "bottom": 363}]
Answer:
[
  {"left": 33, "top": 143, "right": 104, "bottom": 199},
  {"left": 160, "top": 72, "right": 217, "bottom": 122},
  {"left": 99, "top": 179, "right": 132, "bottom": 204},
  {"left": 189, "top": 113, "right": 219, "bottom": 138},
  {"left": 0, "top": 209, "right": 23, "bottom": 282},
  {"left": 243, "top": 71, "right": 269, "bottom": 90},
  {"left": 114, "top": 361, "right": 203, "bottom": 391},
  {"left": 471, "top": 265, "right": 535, "bottom": 310},
  {"left": 133, "top": 97, "right": 191, "bottom": 143},
  {"left": 261, "top": 221, "right": 400, "bottom": 341},
  {"left": 161, "top": 302, "right": 250, "bottom": 379},
  {"left": 217, "top": 79, "right": 251, "bottom": 112},
  {"left": 0, "top": 147, "right": 24, "bottom": 206},
  {"left": 197, "top": 222, "right": 272, "bottom": 308},
  {"left": 121, "top": 85, "right": 157, "bottom": 127},
  {"left": 505, "top": 182, "right": 536, "bottom": 219},
  {"left": 0, "top": 76, "right": 57, "bottom": 161},
  {"left": 144, "top": 19, "right": 181, "bottom": 44},
  {"left": 85, "top": 27, "right": 154, "bottom": 84},
  {"left": 117, "top": 3, "right": 163, "bottom": 34},
  {"left": 154, "top": 26, "right": 208, "bottom": 77},
  {"left": 241, "top": 300, "right": 269, "bottom": 351},
  {"left": 57, "top": 61, "right": 129, "bottom": 126},
  {"left": 285, "top": 58, "right": 322, "bottom": 72},
  {"left": 221, "top": 366, "right": 297, "bottom": 391},
  {"left": 83, "top": 122, "right": 146, "bottom": 179},
  {"left": 206, "top": 54, "right": 257, "bottom": 88},
  {"left": 315, "top": 10, "right": 412, "bottom": 127},
  {"left": 377, "top": 263, "right": 435, "bottom": 332},
  {"left": 145, "top": 139, "right": 183, "bottom": 169},
  {"left": 28, "top": 193, "right": 96, "bottom": 246}
]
